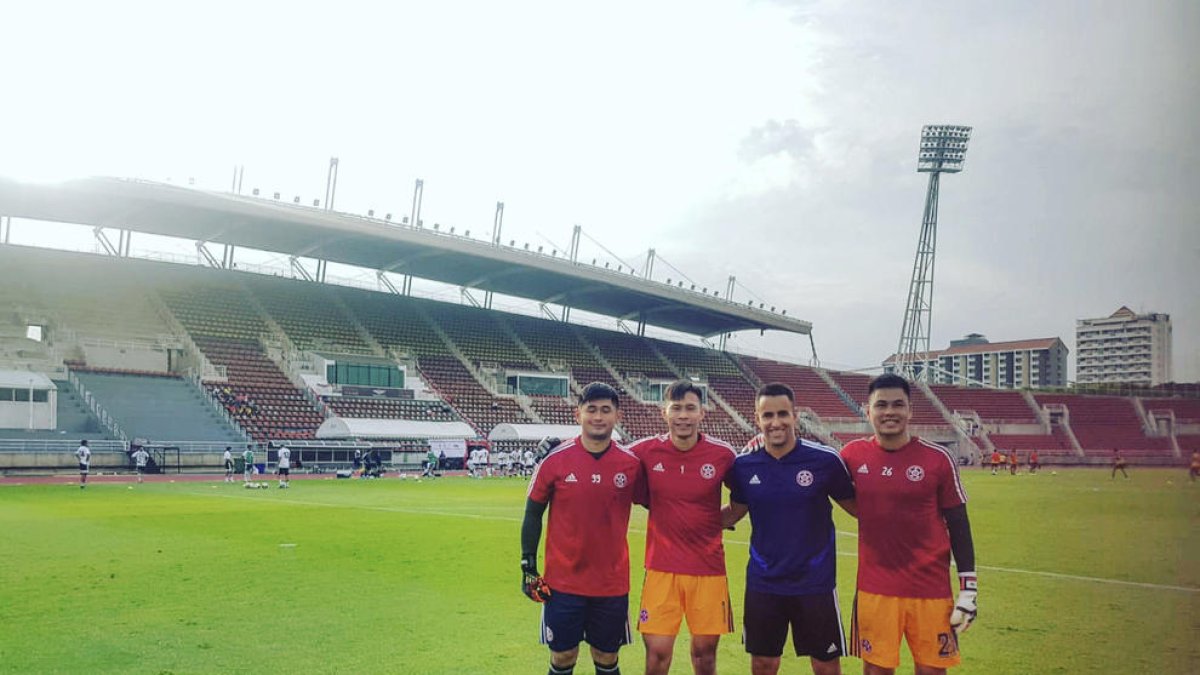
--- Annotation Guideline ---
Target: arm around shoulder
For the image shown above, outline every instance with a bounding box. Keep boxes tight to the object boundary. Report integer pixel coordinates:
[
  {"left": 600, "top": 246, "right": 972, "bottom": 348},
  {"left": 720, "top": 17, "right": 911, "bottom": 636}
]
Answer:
[{"left": 721, "top": 501, "right": 749, "bottom": 530}]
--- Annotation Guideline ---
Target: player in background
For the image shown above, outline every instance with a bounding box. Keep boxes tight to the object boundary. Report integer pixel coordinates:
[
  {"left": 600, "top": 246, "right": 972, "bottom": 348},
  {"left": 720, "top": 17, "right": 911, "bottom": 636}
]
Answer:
[
  {"left": 521, "top": 382, "right": 644, "bottom": 675},
  {"left": 277, "top": 445, "right": 291, "bottom": 488},
  {"left": 840, "top": 374, "right": 977, "bottom": 675},
  {"left": 1190, "top": 451, "right": 1200, "bottom": 482},
  {"left": 75, "top": 440, "right": 91, "bottom": 489},
  {"left": 523, "top": 447, "right": 537, "bottom": 477},
  {"left": 1008, "top": 451, "right": 1018, "bottom": 476},
  {"left": 223, "top": 446, "right": 234, "bottom": 483},
  {"left": 131, "top": 445, "right": 150, "bottom": 483},
  {"left": 723, "top": 383, "right": 856, "bottom": 675},
  {"left": 989, "top": 450, "right": 1001, "bottom": 475},
  {"left": 423, "top": 448, "right": 438, "bottom": 478},
  {"left": 1112, "top": 449, "right": 1129, "bottom": 480},
  {"left": 1028, "top": 450, "right": 1039, "bottom": 475},
  {"left": 626, "top": 380, "right": 737, "bottom": 675},
  {"left": 243, "top": 444, "right": 255, "bottom": 484}
]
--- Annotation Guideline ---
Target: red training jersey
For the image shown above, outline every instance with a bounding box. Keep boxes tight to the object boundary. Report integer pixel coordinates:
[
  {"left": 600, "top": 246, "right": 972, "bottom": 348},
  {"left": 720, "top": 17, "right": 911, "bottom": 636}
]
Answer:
[
  {"left": 990, "top": 451, "right": 1001, "bottom": 464},
  {"left": 840, "top": 436, "right": 967, "bottom": 599},
  {"left": 527, "top": 437, "right": 644, "bottom": 596},
  {"left": 627, "top": 433, "right": 737, "bottom": 576}
]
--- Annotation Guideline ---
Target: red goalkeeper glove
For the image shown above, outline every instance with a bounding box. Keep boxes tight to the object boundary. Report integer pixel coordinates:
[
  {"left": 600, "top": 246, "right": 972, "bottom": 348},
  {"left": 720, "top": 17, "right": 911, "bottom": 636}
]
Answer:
[{"left": 521, "top": 555, "right": 551, "bottom": 603}]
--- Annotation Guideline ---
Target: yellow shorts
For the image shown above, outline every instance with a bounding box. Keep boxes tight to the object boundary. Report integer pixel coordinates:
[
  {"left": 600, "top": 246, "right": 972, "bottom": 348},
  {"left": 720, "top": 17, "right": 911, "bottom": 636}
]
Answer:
[
  {"left": 637, "top": 569, "right": 733, "bottom": 636},
  {"left": 850, "top": 591, "right": 961, "bottom": 670}
]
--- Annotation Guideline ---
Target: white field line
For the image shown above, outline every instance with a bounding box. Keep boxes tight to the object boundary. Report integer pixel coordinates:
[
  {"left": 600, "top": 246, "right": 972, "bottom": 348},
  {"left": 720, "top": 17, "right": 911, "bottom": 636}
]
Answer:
[{"left": 189, "top": 489, "right": 1199, "bottom": 595}]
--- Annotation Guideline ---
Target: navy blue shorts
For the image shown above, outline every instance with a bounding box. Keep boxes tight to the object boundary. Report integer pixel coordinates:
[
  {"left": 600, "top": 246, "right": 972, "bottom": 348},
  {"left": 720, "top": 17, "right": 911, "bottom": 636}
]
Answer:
[{"left": 540, "top": 590, "right": 631, "bottom": 653}]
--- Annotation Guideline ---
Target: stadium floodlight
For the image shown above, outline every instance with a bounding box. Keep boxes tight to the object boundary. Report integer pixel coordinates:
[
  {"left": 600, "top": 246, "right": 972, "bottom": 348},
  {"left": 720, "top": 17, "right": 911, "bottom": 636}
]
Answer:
[{"left": 894, "top": 125, "right": 972, "bottom": 383}]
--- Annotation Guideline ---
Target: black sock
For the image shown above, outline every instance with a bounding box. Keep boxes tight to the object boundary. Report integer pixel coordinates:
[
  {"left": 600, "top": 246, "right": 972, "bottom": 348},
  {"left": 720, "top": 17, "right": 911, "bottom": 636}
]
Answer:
[
  {"left": 595, "top": 660, "right": 619, "bottom": 675},
  {"left": 548, "top": 663, "right": 574, "bottom": 675}
]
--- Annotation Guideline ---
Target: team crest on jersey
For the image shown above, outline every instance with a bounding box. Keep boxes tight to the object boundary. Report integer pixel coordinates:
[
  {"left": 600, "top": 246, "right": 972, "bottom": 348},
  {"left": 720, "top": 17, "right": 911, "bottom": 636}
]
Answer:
[
  {"left": 860, "top": 639, "right": 872, "bottom": 653},
  {"left": 700, "top": 463, "right": 716, "bottom": 479},
  {"left": 639, "top": 609, "right": 650, "bottom": 623},
  {"left": 906, "top": 465, "right": 925, "bottom": 482},
  {"left": 613, "top": 472, "right": 628, "bottom": 488},
  {"left": 796, "top": 470, "right": 814, "bottom": 487}
]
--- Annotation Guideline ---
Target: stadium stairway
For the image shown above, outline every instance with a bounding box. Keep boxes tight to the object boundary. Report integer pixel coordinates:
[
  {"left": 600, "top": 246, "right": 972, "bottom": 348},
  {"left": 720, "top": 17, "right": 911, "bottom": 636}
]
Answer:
[
  {"left": 72, "top": 370, "right": 244, "bottom": 443},
  {"left": 52, "top": 379, "right": 108, "bottom": 437}
]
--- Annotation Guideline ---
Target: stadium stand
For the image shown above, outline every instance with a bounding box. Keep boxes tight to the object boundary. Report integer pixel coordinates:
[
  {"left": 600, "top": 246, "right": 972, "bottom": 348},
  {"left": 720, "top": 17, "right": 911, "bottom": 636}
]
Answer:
[
  {"left": 322, "top": 397, "right": 461, "bottom": 422},
  {"left": 827, "top": 369, "right": 947, "bottom": 425},
  {"left": 427, "top": 303, "right": 538, "bottom": 369},
  {"left": 1141, "top": 398, "right": 1200, "bottom": 424},
  {"left": 72, "top": 369, "right": 243, "bottom": 443},
  {"left": 987, "top": 430, "right": 1077, "bottom": 458},
  {"left": 1034, "top": 394, "right": 1174, "bottom": 457},
  {"left": 579, "top": 327, "right": 677, "bottom": 380},
  {"left": 416, "top": 355, "right": 532, "bottom": 432},
  {"left": 2, "top": 245, "right": 1197, "bottom": 471},
  {"left": 245, "top": 276, "right": 375, "bottom": 355},
  {"left": 335, "top": 287, "right": 450, "bottom": 357},
  {"left": 194, "top": 336, "right": 325, "bottom": 441},
  {"left": 929, "top": 385, "right": 1041, "bottom": 424},
  {"left": 742, "top": 357, "right": 861, "bottom": 419}
]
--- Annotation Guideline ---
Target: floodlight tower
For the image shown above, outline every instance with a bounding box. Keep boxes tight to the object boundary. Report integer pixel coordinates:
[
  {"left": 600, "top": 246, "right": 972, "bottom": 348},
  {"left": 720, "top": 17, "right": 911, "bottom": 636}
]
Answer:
[{"left": 894, "top": 125, "right": 972, "bottom": 382}]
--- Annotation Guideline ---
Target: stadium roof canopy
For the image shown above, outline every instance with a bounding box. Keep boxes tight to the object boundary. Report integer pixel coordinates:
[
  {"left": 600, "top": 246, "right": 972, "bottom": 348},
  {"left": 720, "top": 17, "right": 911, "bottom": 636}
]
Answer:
[
  {"left": 316, "top": 417, "right": 477, "bottom": 440},
  {"left": 488, "top": 423, "right": 625, "bottom": 443},
  {"left": 0, "top": 177, "right": 811, "bottom": 338}
]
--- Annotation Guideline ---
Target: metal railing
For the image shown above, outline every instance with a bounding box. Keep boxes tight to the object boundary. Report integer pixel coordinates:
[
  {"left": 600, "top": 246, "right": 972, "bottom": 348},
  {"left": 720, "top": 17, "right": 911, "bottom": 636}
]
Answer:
[{"left": 66, "top": 370, "right": 128, "bottom": 444}]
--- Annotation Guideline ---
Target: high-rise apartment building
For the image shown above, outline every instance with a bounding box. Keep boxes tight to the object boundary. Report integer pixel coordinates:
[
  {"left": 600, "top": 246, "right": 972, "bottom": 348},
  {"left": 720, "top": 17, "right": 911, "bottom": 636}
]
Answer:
[{"left": 1076, "top": 306, "right": 1172, "bottom": 385}]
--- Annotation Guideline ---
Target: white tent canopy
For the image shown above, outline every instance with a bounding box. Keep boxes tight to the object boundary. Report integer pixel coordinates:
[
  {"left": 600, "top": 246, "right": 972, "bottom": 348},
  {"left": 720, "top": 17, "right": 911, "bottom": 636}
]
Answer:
[
  {"left": 0, "top": 371, "right": 55, "bottom": 389},
  {"left": 316, "top": 418, "right": 478, "bottom": 440},
  {"left": 487, "top": 423, "right": 623, "bottom": 443}
]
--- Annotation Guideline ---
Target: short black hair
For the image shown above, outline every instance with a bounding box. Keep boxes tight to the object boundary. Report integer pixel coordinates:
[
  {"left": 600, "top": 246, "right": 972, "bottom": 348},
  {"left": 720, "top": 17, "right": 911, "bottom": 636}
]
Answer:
[
  {"left": 80, "top": 439, "right": 88, "bottom": 446},
  {"left": 868, "top": 373, "right": 911, "bottom": 399},
  {"left": 579, "top": 381, "right": 620, "bottom": 408},
  {"left": 665, "top": 380, "right": 704, "bottom": 403},
  {"left": 756, "top": 382, "right": 795, "bottom": 403}
]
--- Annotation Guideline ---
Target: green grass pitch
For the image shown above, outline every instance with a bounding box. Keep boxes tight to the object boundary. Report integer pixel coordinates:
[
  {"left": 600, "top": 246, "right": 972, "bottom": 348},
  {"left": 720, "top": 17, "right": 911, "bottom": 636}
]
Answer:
[{"left": 1, "top": 468, "right": 1197, "bottom": 674}]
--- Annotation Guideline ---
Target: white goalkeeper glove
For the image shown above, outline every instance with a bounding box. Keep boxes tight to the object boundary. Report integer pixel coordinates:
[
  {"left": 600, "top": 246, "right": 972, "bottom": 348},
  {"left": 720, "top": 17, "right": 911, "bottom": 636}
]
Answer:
[{"left": 949, "top": 573, "right": 978, "bottom": 635}]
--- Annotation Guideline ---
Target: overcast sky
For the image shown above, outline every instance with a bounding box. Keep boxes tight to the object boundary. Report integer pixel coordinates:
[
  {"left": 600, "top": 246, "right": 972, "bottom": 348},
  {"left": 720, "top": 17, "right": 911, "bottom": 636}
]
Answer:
[{"left": 3, "top": 0, "right": 1197, "bottom": 380}]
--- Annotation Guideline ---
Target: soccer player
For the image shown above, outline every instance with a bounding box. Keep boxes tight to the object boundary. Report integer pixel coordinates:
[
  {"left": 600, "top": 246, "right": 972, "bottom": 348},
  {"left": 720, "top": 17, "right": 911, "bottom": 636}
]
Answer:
[
  {"left": 423, "top": 448, "right": 438, "bottom": 477},
  {"left": 1112, "top": 449, "right": 1129, "bottom": 480},
  {"left": 723, "top": 383, "right": 856, "bottom": 675},
  {"left": 75, "top": 440, "right": 91, "bottom": 489},
  {"left": 521, "top": 382, "right": 644, "bottom": 675},
  {"left": 223, "top": 446, "right": 234, "bottom": 483},
  {"left": 1008, "top": 451, "right": 1019, "bottom": 476},
  {"left": 840, "top": 374, "right": 977, "bottom": 675},
  {"left": 131, "top": 445, "right": 150, "bottom": 483},
  {"left": 1190, "top": 451, "right": 1199, "bottom": 482},
  {"left": 626, "top": 380, "right": 737, "bottom": 675},
  {"left": 989, "top": 450, "right": 1001, "bottom": 475},
  {"left": 1028, "top": 450, "right": 1039, "bottom": 475},
  {"left": 523, "top": 447, "right": 537, "bottom": 477},
  {"left": 277, "top": 445, "right": 291, "bottom": 488},
  {"left": 243, "top": 444, "right": 255, "bottom": 483}
]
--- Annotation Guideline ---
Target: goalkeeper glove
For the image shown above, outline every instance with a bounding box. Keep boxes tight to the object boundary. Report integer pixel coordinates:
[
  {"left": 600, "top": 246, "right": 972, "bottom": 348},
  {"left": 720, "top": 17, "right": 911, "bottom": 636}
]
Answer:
[
  {"left": 949, "top": 573, "right": 978, "bottom": 635},
  {"left": 741, "top": 434, "right": 765, "bottom": 455},
  {"left": 536, "top": 437, "right": 561, "bottom": 455},
  {"left": 521, "top": 554, "right": 551, "bottom": 603}
]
